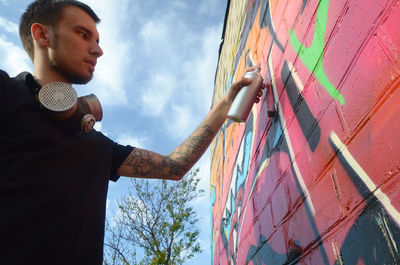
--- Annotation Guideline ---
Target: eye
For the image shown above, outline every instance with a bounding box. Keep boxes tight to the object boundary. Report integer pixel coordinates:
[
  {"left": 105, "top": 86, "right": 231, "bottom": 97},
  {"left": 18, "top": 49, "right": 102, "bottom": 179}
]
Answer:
[{"left": 79, "top": 31, "right": 88, "bottom": 39}]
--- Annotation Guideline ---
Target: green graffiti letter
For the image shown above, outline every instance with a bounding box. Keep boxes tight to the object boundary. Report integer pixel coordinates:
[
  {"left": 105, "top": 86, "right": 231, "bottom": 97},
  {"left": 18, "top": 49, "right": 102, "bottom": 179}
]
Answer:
[{"left": 289, "top": 0, "right": 345, "bottom": 105}]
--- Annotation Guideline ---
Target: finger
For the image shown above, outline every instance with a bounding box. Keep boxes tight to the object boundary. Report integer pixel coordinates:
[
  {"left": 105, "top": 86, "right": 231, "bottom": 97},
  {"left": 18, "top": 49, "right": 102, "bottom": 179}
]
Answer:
[
  {"left": 230, "top": 78, "right": 251, "bottom": 95},
  {"left": 238, "top": 77, "right": 252, "bottom": 87},
  {"left": 246, "top": 66, "right": 258, "bottom": 72},
  {"left": 257, "top": 89, "right": 263, "bottom": 97},
  {"left": 254, "top": 97, "right": 260, "bottom": 103},
  {"left": 245, "top": 65, "right": 260, "bottom": 74}
]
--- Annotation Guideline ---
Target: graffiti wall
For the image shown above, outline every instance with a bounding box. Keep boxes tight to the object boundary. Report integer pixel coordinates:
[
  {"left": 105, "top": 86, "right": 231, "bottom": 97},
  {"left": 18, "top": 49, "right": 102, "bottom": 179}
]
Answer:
[{"left": 210, "top": 0, "right": 400, "bottom": 264}]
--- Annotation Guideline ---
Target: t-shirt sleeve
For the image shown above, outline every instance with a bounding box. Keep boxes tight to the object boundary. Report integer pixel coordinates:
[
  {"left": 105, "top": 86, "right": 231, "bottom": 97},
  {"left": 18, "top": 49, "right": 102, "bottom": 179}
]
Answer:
[{"left": 109, "top": 143, "right": 134, "bottom": 182}]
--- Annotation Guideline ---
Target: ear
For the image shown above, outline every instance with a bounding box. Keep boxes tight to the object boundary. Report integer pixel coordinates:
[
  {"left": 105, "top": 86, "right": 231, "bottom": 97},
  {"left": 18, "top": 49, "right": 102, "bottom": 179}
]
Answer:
[{"left": 31, "top": 23, "right": 51, "bottom": 48}]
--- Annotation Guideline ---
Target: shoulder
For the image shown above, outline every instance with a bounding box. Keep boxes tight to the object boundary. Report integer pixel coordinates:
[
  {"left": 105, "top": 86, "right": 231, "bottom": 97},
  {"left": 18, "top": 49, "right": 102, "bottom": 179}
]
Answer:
[
  {"left": 79, "top": 129, "right": 117, "bottom": 154},
  {"left": 0, "top": 69, "right": 11, "bottom": 84},
  {"left": 0, "top": 71, "right": 33, "bottom": 99},
  {"left": 0, "top": 70, "right": 12, "bottom": 98},
  {"left": 0, "top": 71, "right": 37, "bottom": 99},
  {"left": 0, "top": 69, "right": 10, "bottom": 77},
  {"left": 0, "top": 70, "right": 28, "bottom": 90}
]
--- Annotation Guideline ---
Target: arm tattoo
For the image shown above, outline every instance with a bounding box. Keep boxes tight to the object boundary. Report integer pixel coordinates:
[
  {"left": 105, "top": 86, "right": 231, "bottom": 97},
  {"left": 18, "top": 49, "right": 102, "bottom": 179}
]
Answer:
[
  {"left": 122, "top": 148, "right": 182, "bottom": 179},
  {"left": 171, "top": 124, "right": 214, "bottom": 166},
  {"left": 123, "top": 124, "right": 215, "bottom": 179}
]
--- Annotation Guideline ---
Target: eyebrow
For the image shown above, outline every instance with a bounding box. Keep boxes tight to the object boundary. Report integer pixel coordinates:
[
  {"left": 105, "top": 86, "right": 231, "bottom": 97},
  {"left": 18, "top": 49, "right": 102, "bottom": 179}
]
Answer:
[{"left": 73, "top": 25, "right": 100, "bottom": 44}]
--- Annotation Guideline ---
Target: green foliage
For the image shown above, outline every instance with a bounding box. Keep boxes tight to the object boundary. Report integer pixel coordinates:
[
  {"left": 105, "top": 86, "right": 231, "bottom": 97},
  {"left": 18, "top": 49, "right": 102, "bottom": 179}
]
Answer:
[{"left": 104, "top": 169, "right": 204, "bottom": 265}]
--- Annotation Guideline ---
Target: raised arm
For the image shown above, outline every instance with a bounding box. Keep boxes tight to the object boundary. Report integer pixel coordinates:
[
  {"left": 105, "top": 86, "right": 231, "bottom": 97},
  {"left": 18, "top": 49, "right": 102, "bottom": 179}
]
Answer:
[{"left": 117, "top": 68, "right": 265, "bottom": 180}]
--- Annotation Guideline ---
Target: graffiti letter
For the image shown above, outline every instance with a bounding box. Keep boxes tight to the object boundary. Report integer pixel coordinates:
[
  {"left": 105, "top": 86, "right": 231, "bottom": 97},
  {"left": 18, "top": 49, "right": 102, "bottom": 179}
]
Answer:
[{"left": 289, "top": 0, "right": 345, "bottom": 105}]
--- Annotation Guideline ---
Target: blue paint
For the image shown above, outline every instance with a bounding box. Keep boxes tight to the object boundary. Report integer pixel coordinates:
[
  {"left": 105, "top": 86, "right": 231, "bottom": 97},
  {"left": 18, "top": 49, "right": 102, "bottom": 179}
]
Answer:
[
  {"left": 273, "top": 122, "right": 282, "bottom": 147},
  {"left": 210, "top": 185, "right": 217, "bottom": 264},
  {"left": 223, "top": 129, "right": 253, "bottom": 241},
  {"left": 225, "top": 74, "right": 233, "bottom": 93},
  {"left": 237, "top": 131, "right": 253, "bottom": 190}
]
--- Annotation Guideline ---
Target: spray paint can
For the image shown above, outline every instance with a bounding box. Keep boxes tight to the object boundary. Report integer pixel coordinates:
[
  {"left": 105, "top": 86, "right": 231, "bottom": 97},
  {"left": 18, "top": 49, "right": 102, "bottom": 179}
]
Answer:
[{"left": 227, "top": 70, "right": 263, "bottom": 123}]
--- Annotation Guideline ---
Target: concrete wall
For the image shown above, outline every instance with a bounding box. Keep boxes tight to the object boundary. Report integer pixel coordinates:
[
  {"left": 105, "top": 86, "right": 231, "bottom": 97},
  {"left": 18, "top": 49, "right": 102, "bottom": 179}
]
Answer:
[{"left": 210, "top": 0, "right": 400, "bottom": 264}]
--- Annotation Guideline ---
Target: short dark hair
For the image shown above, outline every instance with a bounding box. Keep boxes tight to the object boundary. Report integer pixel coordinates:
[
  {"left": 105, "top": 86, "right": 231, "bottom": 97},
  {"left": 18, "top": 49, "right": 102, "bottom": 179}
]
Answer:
[{"left": 19, "top": 0, "right": 101, "bottom": 61}]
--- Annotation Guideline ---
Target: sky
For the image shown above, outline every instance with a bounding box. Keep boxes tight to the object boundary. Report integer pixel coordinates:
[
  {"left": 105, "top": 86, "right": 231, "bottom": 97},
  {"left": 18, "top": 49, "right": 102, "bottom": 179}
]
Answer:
[{"left": 0, "top": 0, "right": 227, "bottom": 263}]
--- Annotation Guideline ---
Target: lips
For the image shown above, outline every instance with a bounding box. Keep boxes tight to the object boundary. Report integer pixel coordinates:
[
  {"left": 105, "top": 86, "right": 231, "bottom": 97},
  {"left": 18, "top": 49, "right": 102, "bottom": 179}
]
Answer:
[{"left": 84, "top": 59, "right": 97, "bottom": 72}]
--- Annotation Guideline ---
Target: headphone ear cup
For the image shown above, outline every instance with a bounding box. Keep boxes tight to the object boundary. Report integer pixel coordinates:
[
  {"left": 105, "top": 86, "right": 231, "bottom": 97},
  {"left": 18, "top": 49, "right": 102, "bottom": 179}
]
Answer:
[
  {"left": 79, "top": 94, "right": 102, "bottom": 121},
  {"left": 80, "top": 114, "right": 97, "bottom": 133},
  {"left": 38, "top": 82, "right": 78, "bottom": 120}
]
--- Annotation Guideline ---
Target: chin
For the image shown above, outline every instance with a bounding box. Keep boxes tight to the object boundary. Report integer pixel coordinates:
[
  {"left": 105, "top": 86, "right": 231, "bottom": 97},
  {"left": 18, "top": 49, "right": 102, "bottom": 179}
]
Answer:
[
  {"left": 66, "top": 72, "right": 93, "bottom": 84},
  {"left": 52, "top": 64, "right": 93, "bottom": 84}
]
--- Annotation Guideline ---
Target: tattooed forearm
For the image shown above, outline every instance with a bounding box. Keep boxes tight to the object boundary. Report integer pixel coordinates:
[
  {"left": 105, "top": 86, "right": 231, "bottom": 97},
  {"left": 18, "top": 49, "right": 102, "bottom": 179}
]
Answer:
[
  {"left": 170, "top": 124, "right": 214, "bottom": 165},
  {"left": 120, "top": 124, "right": 216, "bottom": 180},
  {"left": 122, "top": 148, "right": 182, "bottom": 179}
]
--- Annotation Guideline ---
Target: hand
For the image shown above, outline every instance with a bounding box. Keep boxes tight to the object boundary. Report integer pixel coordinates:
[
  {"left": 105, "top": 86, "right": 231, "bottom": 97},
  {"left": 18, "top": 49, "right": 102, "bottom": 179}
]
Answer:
[{"left": 228, "top": 66, "right": 268, "bottom": 103}]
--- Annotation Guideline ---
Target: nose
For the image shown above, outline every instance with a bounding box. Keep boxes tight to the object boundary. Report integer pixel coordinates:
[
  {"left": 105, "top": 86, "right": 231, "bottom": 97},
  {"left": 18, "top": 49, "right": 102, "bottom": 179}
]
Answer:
[{"left": 90, "top": 42, "right": 103, "bottom": 58}]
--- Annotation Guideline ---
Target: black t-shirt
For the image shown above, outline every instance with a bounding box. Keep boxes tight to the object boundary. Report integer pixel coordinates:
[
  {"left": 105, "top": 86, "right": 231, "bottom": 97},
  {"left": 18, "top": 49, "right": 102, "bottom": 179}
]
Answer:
[{"left": 0, "top": 70, "right": 133, "bottom": 264}]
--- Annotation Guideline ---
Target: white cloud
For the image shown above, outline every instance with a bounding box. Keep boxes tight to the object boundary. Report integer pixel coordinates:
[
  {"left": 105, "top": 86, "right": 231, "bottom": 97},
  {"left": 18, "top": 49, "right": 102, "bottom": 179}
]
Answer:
[
  {"left": 158, "top": 25, "right": 221, "bottom": 139},
  {"left": 116, "top": 133, "right": 147, "bottom": 148},
  {"left": 197, "top": 237, "right": 211, "bottom": 256},
  {"left": 190, "top": 153, "right": 211, "bottom": 260},
  {"left": 93, "top": 122, "right": 103, "bottom": 132},
  {"left": 199, "top": 0, "right": 225, "bottom": 15},
  {"left": 141, "top": 73, "right": 175, "bottom": 116},
  {"left": 93, "top": 122, "right": 112, "bottom": 137},
  {"left": 138, "top": 18, "right": 181, "bottom": 65},
  {"left": 172, "top": 1, "right": 188, "bottom": 9},
  {"left": 182, "top": 26, "right": 222, "bottom": 112},
  {"left": 164, "top": 104, "right": 194, "bottom": 139},
  {"left": 0, "top": 35, "right": 31, "bottom": 76},
  {"left": 135, "top": 11, "right": 222, "bottom": 138},
  {"left": 0, "top": 17, "right": 18, "bottom": 34},
  {"left": 140, "top": 20, "right": 169, "bottom": 43},
  {"left": 107, "top": 200, "right": 125, "bottom": 227},
  {"left": 192, "top": 153, "right": 211, "bottom": 206},
  {"left": 0, "top": 17, "right": 29, "bottom": 76}
]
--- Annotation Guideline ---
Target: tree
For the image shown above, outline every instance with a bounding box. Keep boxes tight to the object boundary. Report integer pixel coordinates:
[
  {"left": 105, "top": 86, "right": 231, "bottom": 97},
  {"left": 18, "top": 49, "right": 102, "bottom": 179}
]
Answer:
[{"left": 104, "top": 169, "right": 204, "bottom": 265}]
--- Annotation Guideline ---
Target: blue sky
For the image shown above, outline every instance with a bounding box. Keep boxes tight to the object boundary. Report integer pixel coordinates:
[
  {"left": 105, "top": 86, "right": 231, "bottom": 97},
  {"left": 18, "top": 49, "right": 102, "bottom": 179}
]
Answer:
[{"left": 0, "top": 0, "right": 227, "bottom": 263}]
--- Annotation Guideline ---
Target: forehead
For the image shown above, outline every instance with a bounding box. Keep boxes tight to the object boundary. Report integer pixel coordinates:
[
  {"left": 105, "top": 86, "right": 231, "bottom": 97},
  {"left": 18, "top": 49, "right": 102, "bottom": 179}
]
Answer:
[{"left": 58, "top": 6, "right": 99, "bottom": 36}]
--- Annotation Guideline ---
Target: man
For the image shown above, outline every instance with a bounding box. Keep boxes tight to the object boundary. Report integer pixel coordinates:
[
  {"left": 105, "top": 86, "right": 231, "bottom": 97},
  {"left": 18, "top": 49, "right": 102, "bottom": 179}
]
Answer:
[{"left": 0, "top": 0, "right": 265, "bottom": 264}]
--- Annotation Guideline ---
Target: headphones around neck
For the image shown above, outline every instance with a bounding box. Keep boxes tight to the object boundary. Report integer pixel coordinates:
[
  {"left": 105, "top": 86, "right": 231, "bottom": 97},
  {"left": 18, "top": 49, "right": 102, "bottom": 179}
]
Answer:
[{"left": 27, "top": 74, "right": 103, "bottom": 133}]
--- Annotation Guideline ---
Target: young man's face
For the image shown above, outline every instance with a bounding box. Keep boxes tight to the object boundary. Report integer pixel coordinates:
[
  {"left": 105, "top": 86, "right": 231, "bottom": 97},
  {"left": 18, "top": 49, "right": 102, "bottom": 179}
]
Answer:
[{"left": 47, "top": 5, "right": 103, "bottom": 84}]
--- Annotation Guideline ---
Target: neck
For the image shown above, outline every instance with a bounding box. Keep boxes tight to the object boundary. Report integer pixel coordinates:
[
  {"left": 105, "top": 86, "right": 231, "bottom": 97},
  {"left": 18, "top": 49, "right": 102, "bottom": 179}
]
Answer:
[{"left": 33, "top": 58, "right": 70, "bottom": 87}]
